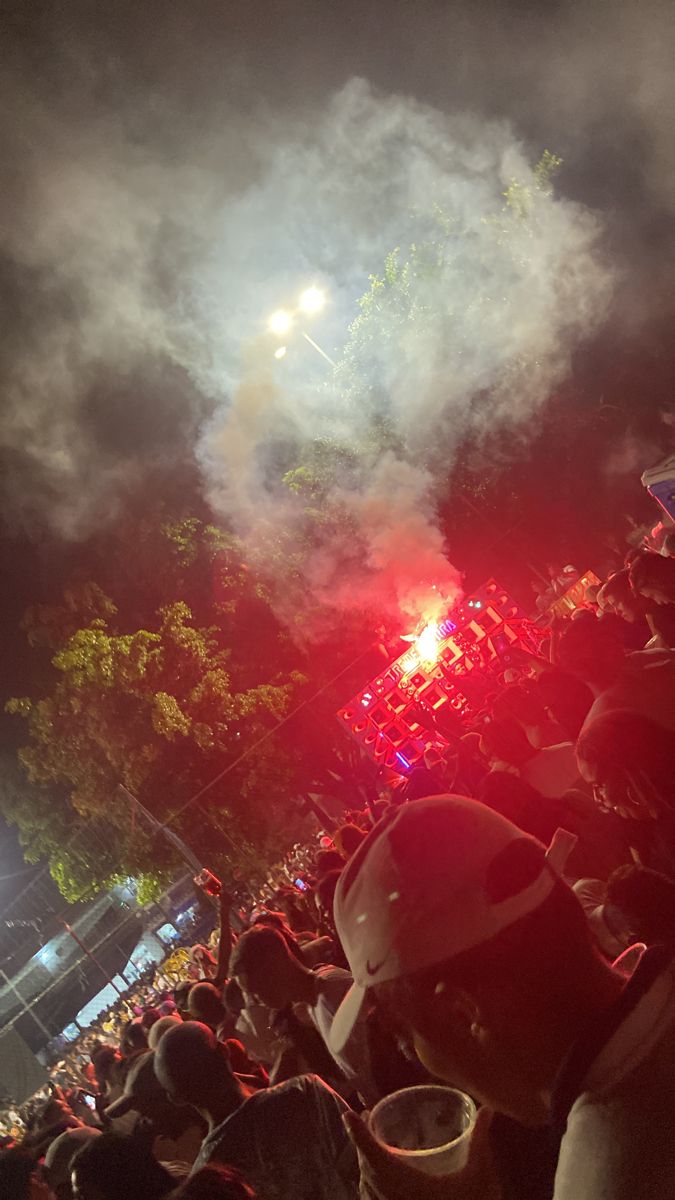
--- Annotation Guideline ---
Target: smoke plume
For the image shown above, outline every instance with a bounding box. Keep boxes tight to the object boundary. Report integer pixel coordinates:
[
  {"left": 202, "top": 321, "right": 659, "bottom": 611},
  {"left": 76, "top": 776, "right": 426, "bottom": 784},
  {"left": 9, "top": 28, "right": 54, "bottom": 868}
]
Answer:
[
  {"left": 2, "top": 0, "right": 675, "bottom": 636},
  {"left": 199, "top": 82, "right": 612, "bottom": 634}
]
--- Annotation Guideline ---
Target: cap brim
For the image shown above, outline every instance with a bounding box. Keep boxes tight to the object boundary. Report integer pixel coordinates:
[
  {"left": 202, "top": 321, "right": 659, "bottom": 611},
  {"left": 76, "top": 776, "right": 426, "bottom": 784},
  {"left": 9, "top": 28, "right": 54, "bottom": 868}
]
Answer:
[
  {"left": 104, "top": 1094, "right": 134, "bottom": 1119},
  {"left": 327, "top": 982, "right": 367, "bottom": 1055}
]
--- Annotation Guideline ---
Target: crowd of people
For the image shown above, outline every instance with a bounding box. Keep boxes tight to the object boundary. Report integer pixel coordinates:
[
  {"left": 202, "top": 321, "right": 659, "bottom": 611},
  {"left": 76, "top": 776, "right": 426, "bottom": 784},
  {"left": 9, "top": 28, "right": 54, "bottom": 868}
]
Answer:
[{"left": 2, "top": 533, "right": 675, "bottom": 1199}]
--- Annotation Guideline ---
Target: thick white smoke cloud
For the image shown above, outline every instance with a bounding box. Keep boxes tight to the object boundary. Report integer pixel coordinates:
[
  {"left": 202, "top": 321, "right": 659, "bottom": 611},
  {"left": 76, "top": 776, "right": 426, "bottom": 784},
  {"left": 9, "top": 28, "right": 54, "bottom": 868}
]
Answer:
[
  {"left": 1, "top": 64, "right": 614, "bottom": 634},
  {"left": 198, "top": 81, "right": 613, "bottom": 635}
]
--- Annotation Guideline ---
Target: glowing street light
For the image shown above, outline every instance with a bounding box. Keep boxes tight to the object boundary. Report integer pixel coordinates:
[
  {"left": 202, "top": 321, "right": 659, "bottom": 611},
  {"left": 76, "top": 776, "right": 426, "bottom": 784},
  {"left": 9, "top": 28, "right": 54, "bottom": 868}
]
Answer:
[
  {"left": 268, "top": 286, "right": 336, "bottom": 368},
  {"left": 298, "top": 286, "right": 326, "bottom": 315},
  {"left": 269, "top": 309, "right": 293, "bottom": 337}
]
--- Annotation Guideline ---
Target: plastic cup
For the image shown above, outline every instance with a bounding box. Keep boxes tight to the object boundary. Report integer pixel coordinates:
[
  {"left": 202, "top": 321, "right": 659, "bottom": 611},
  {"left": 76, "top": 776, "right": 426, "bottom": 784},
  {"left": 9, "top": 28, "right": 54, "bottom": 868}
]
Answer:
[{"left": 369, "top": 1085, "right": 477, "bottom": 1176}]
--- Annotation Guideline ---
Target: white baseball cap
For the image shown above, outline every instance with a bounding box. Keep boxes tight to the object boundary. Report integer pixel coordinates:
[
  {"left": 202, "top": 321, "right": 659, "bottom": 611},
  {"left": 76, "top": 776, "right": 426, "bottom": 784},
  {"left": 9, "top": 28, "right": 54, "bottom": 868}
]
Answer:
[{"left": 329, "top": 794, "right": 555, "bottom": 1054}]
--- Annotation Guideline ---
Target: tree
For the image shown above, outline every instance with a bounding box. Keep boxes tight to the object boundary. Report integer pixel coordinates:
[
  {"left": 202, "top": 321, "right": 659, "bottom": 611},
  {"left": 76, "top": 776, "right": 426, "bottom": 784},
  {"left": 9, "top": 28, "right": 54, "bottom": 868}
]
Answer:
[
  {"left": 5, "top": 515, "right": 311, "bottom": 899},
  {"left": 9, "top": 150, "right": 612, "bottom": 899},
  {"left": 330, "top": 150, "right": 566, "bottom": 460},
  {"left": 0, "top": 756, "right": 136, "bottom": 903}
]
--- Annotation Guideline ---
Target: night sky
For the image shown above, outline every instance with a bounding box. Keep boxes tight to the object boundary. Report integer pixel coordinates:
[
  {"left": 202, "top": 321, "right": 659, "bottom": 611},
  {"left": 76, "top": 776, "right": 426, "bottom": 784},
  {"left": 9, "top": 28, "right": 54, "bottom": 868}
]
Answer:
[{"left": 1, "top": 0, "right": 674, "bottom": 885}]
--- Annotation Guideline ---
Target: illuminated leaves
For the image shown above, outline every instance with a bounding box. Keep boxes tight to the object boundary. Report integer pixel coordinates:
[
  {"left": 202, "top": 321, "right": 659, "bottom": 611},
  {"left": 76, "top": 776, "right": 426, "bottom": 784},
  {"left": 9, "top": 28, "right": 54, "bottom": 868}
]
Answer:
[{"left": 4, "top": 514, "right": 309, "bottom": 896}]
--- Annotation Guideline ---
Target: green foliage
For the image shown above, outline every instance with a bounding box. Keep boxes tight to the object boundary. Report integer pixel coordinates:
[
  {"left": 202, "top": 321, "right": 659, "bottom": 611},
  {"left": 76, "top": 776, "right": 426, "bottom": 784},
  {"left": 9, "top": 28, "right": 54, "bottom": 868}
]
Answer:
[
  {"left": 533, "top": 149, "right": 563, "bottom": 193},
  {"left": 502, "top": 151, "right": 563, "bottom": 218},
  {"left": 330, "top": 148, "right": 565, "bottom": 464},
  {"left": 4, "top": 516, "right": 312, "bottom": 897},
  {"left": 134, "top": 873, "right": 166, "bottom": 906},
  {"left": 22, "top": 583, "right": 118, "bottom": 652}
]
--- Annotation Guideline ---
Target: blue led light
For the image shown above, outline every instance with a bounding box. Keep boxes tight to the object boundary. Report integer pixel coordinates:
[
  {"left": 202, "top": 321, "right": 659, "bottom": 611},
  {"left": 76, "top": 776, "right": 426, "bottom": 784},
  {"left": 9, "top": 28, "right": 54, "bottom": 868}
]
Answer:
[{"left": 396, "top": 753, "right": 410, "bottom": 769}]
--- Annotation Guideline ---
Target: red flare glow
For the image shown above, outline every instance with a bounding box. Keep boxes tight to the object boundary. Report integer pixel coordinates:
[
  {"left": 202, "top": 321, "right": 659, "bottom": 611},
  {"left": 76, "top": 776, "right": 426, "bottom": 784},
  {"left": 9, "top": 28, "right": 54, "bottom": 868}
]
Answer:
[{"left": 415, "top": 620, "right": 440, "bottom": 665}]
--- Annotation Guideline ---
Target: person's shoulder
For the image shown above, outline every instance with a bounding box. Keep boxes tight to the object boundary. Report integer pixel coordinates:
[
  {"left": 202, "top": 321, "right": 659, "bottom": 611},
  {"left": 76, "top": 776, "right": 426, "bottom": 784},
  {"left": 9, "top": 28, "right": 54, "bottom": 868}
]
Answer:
[
  {"left": 241, "top": 1074, "right": 346, "bottom": 1127},
  {"left": 314, "top": 965, "right": 352, "bottom": 982},
  {"left": 313, "top": 965, "right": 354, "bottom": 1004},
  {"left": 539, "top": 741, "right": 576, "bottom": 763},
  {"left": 555, "top": 1092, "right": 627, "bottom": 1198},
  {"left": 276, "top": 1074, "right": 349, "bottom": 1125},
  {"left": 558, "top": 1058, "right": 675, "bottom": 1200},
  {"left": 269, "top": 1072, "right": 338, "bottom": 1097},
  {"left": 196, "top": 1083, "right": 294, "bottom": 1163},
  {"left": 480, "top": 767, "right": 516, "bottom": 794},
  {"left": 527, "top": 741, "right": 575, "bottom": 773},
  {"left": 237, "top": 1072, "right": 337, "bottom": 1106},
  {"left": 625, "top": 648, "right": 675, "bottom": 670}
]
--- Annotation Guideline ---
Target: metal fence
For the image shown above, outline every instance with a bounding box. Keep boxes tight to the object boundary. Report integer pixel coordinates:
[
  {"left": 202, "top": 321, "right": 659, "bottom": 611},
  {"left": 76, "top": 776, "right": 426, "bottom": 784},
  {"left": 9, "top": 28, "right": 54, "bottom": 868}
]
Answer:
[{"left": 0, "top": 810, "right": 206, "bottom": 1052}]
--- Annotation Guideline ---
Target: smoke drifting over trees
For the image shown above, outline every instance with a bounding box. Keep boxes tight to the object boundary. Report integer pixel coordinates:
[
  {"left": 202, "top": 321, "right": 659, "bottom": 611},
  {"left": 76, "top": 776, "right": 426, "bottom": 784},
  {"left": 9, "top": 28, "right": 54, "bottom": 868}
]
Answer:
[
  {"left": 198, "top": 94, "right": 612, "bottom": 632},
  {"left": 1, "top": 0, "right": 674, "bottom": 630}
]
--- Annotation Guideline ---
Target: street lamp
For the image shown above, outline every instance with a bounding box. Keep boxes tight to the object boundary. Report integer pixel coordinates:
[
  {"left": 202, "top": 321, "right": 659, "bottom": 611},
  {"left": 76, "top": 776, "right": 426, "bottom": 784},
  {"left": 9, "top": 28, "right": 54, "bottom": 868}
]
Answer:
[
  {"left": 267, "top": 287, "right": 335, "bottom": 367},
  {"left": 298, "top": 286, "right": 326, "bottom": 315},
  {"left": 269, "top": 309, "right": 293, "bottom": 337}
]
